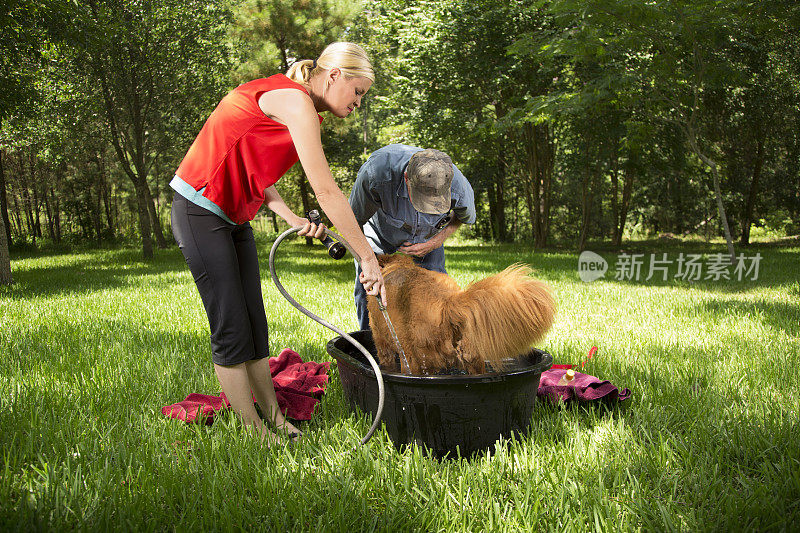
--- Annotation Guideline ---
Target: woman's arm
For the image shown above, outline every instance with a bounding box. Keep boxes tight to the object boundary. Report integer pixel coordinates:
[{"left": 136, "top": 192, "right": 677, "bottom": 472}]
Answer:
[
  {"left": 258, "top": 88, "right": 386, "bottom": 303},
  {"left": 263, "top": 185, "right": 327, "bottom": 240},
  {"left": 263, "top": 186, "right": 306, "bottom": 228}
]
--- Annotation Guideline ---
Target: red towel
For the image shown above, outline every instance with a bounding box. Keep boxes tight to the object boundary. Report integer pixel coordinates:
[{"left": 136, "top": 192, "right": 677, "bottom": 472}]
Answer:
[
  {"left": 268, "top": 348, "right": 330, "bottom": 420},
  {"left": 538, "top": 368, "right": 631, "bottom": 404},
  {"left": 162, "top": 348, "right": 330, "bottom": 425}
]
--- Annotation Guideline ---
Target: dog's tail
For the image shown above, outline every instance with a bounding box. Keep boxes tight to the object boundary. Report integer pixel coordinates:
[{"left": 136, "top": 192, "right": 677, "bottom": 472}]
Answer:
[{"left": 448, "top": 265, "right": 555, "bottom": 371}]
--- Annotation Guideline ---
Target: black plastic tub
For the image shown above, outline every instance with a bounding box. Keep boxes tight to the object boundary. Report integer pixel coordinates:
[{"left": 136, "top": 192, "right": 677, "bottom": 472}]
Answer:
[{"left": 326, "top": 330, "right": 553, "bottom": 458}]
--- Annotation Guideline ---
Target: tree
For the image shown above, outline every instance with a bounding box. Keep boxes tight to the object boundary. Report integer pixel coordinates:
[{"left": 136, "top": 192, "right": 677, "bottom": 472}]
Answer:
[
  {"left": 360, "top": 0, "right": 559, "bottom": 244},
  {"left": 0, "top": 0, "right": 49, "bottom": 283},
  {"left": 716, "top": 3, "right": 800, "bottom": 245},
  {"left": 529, "top": 0, "right": 800, "bottom": 258},
  {"left": 0, "top": 151, "right": 10, "bottom": 284},
  {"left": 67, "top": 0, "right": 233, "bottom": 258}
]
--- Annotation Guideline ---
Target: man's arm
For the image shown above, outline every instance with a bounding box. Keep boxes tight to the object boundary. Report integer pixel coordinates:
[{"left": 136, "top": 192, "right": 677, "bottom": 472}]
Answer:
[
  {"left": 399, "top": 162, "right": 475, "bottom": 257},
  {"left": 451, "top": 166, "right": 477, "bottom": 225},
  {"left": 349, "top": 159, "right": 382, "bottom": 226}
]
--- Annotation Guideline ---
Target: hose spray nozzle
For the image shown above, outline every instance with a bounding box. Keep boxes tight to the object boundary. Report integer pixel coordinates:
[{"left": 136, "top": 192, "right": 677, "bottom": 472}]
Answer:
[{"left": 306, "top": 209, "right": 346, "bottom": 260}]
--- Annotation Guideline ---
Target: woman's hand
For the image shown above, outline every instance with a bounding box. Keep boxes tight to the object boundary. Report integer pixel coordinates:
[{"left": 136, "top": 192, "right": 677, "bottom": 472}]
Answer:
[
  {"left": 359, "top": 256, "right": 387, "bottom": 307},
  {"left": 297, "top": 219, "right": 326, "bottom": 239}
]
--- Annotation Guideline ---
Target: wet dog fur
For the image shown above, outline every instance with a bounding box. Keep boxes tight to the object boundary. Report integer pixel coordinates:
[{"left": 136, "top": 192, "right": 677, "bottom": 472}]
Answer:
[{"left": 367, "top": 254, "right": 555, "bottom": 375}]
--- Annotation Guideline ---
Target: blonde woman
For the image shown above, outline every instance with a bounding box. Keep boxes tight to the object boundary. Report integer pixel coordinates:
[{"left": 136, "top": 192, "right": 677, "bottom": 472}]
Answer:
[{"left": 170, "top": 42, "right": 386, "bottom": 445}]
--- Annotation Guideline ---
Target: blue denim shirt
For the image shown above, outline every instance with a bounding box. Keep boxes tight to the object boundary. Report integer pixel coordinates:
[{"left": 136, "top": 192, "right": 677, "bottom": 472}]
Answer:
[{"left": 349, "top": 144, "right": 476, "bottom": 254}]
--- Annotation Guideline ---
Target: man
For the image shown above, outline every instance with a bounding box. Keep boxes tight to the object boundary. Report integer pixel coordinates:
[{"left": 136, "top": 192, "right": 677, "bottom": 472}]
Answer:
[{"left": 349, "top": 144, "right": 476, "bottom": 330}]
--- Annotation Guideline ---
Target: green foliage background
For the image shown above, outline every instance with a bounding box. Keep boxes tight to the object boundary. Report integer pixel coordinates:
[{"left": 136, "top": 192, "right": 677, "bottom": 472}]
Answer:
[{"left": 1, "top": 0, "right": 799, "bottom": 254}]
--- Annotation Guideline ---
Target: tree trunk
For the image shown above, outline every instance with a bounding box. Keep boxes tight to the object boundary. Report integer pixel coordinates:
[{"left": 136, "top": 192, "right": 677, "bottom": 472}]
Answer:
[
  {"left": 32, "top": 185, "right": 41, "bottom": 239},
  {"left": 97, "top": 153, "right": 114, "bottom": 237},
  {"left": 0, "top": 141, "right": 12, "bottom": 284},
  {"left": 523, "top": 123, "right": 540, "bottom": 247},
  {"left": 134, "top": 181, "right": 154, "bottom": 258},
  {"left": 0, "top": 148, "right": 11, "bottom": 247},
  {"left": 0, "top": 209, "right": 11, "bottom": 284},
  {"left": 494, "top": 160, "right": 507, "bottom": 242},
  {"left": 50, "top": 187, "right": 61, "bottom": 243},
  {"left": 43, "top": 184, "right": 56, "bottom": 242},
  {"left": 523, "top": 181, "right": 535, "bottom": 244},
  {"left": 12, "top": 193, "right": 23, "bottom": 238},
  {"left": 610, "top": 139, "right": 621, "bottom": 246},
  {"left": 49, "top": 164, "right": 64, "bottom": 243},
  {"left": 19, "top": 155, "right": 35, "bottom": 244},
  {"left": 89, "top": 185, "right": 103, "bottom": 245},
  {"left": 94, "top": 153, "right": 115, "bottom": 238},
  {"left": 687, "top": 131, "right": 735, "bottom": 262},
  {"left": 92, "top": 43, "right": 154, "bottom": 258},
  {"left": 485, "top": 167, "right": 499, "bottom": 241},
  {"left": 29, "top": 155, "right": 42, "bottom": 239},
  {"left": 613, "top": 166, "right": 634, "bottom": 247},
  {"left": 143, "top": 180, "right": 168, "bottom": 248},
  {"left": 579, "top": 156, "right": 599, "bottom": 252},
  {"left": 101, "top": 180, "right": 113, "bottom": 237},
  {"left": 510, "top": 178, "right": 518, "bottom": 238},
  {"left": 298, "top": 174, "right": 313, "bottom": 246},
  {"left": 539, "top": 125, "right": 553, "bottom": 248},
  {"left": 112, "top": 182, "right": 120, "bottom": 235},
  {"left": 495, "top": 168, "right": 507, "bottom": 241},
  {"left": 740, "top": 135, "right": 765, "bottom": 246},
  {"left": 579, "top": 174, "right": 590, "bottom": 252}
]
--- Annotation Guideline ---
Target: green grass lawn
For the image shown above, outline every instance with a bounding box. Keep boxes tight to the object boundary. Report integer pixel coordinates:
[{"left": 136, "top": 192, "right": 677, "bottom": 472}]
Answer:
[{"left": 1, "top": 236, "right": 798, "bottom": 531}]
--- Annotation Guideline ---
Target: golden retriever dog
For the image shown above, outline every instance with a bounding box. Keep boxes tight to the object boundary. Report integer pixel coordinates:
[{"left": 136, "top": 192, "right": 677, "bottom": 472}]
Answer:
[{"left": 367, "top": 254, "right": 555, "bottom": 375}]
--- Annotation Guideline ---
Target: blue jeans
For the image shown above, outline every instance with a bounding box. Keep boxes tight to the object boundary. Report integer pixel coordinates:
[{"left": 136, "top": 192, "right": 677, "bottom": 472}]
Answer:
[{"left": 354, "top": 246, "right": 447, "bottom": 331}]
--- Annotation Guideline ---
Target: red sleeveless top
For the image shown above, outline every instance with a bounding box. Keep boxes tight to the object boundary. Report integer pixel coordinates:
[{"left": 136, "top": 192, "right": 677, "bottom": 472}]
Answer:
[{"left": 175, "top": 74, "right": 323, "bottom": 224}]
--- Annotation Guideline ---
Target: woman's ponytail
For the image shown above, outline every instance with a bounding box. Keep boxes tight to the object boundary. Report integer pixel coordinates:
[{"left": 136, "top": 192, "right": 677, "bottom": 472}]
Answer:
[
  {"left": 285, "top": 42, "right": 374, "bottom": 84},
  {"left": 285, "top": 59, "right": 317, "bottom": 84}
]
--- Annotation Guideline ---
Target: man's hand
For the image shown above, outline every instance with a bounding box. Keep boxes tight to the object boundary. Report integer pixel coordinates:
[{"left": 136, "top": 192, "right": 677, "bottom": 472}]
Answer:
[{"left": 398, "top": 234, "right": 444, "bottom": 258}]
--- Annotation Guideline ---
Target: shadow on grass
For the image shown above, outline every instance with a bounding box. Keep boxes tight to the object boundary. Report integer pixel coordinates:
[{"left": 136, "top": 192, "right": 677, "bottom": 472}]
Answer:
[
  {"left": 694, "top": 297, "right": 800, "bottom": 336},
  {"left": 9, "top": 240, "right": 796, "bottom": 304},
  {"left": 0, "top": 309, "right": 427, "bottom": 529},
  {"left": 444, "top": 243, "right": 800, "bottom": 291},
  {"left": 267, "top": 253, "right": 356, "bottom": 285},
  {"left": 5, "top": 247, "right": 190, "bottom": 299},
  {"left": 6, "top": 240, "right": 357, "bottom": 300},
  {"left": 4, "top": 290, "right": 799, "bottom": 529},
  {"left": 566, "top": 246, "right": 799, "bottom": 292}
]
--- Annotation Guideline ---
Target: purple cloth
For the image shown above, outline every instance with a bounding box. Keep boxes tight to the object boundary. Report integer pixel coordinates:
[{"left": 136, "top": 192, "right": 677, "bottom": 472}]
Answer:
[{"left": 538, "top": 368, "right": 631, "bottom": 404}]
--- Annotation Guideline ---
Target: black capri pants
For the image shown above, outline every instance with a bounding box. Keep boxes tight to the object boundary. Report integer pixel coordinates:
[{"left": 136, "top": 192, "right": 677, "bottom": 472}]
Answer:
[{"left": 171, "top": 192, "right": 269, "bottom": 366}]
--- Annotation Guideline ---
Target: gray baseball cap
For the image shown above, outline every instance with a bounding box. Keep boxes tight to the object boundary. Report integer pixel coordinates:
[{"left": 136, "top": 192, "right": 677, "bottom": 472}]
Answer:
[{"left": 405, "top": 149, "right": 454, "bottom": 214}]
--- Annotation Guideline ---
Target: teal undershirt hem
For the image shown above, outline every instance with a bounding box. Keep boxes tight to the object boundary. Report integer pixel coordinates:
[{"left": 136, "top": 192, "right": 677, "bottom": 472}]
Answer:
[{"left": 170, "top": 175, "right": 236, "bottom": 225}]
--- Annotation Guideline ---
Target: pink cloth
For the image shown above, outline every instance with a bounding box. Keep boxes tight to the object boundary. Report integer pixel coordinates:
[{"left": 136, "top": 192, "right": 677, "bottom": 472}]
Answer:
[
  {"left": 538, "top": 368, "right": 631, "bottom": 404},
  {"left": 162, "top": 348, "right": 330, "bottom": 425}
]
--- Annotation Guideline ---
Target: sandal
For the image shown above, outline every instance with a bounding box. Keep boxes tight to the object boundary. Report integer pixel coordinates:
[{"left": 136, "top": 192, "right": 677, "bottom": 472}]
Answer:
[{"left": 275, "top": 423, "right": 303, "bottom": 443}]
